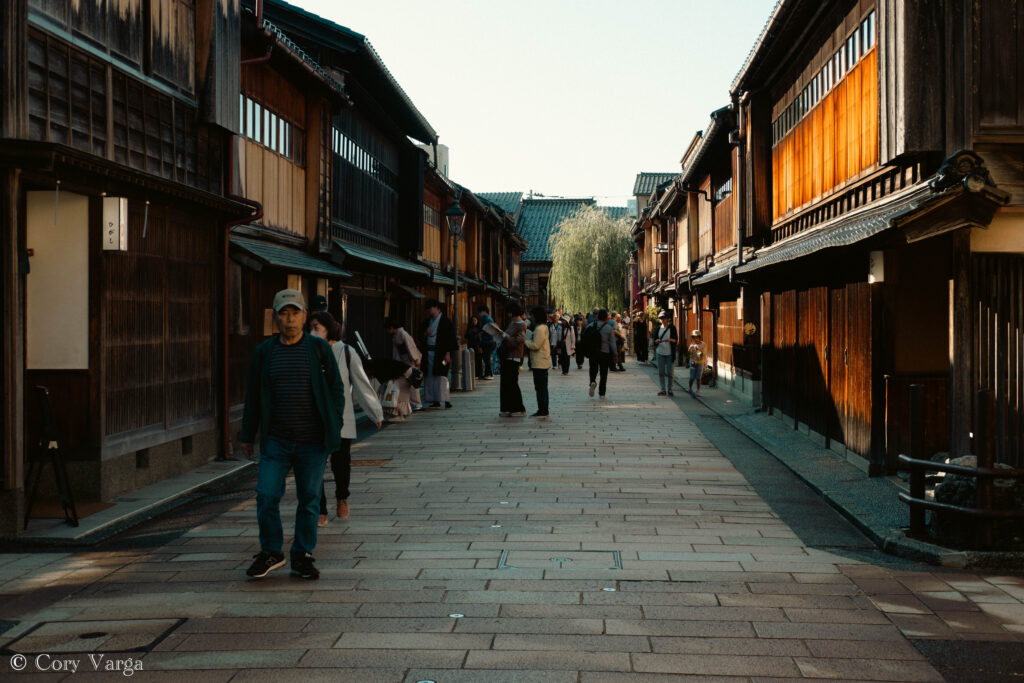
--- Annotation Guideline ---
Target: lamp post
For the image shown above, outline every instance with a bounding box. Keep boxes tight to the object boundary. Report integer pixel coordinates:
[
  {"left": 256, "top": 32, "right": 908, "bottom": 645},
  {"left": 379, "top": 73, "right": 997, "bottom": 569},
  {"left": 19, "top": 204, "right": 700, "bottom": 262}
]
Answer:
[{"left": 445, "top": 196, "right": 466, "bottom": 345}]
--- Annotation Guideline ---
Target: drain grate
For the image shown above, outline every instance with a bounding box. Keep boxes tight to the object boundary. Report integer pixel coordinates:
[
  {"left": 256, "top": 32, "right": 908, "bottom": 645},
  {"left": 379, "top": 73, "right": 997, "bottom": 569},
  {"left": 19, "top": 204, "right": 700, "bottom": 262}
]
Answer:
[
  {"left": 1, "top": 618, "right": 186, "bottom": 655},
  {"left": 498, "top": 549, "right": 622, "bottom": 570}
]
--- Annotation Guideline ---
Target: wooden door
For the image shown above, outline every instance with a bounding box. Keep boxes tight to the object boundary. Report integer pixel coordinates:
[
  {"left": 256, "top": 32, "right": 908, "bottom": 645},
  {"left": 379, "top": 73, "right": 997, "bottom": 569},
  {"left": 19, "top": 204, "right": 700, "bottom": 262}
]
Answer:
[
  {"left": 844, "top": 282, "right": 873, "bottom": 457},
  {"left": 828, "top": 286, "right": 848, "bottom": 445},
  {"left": 799, "top": 287, "right": 830, "bottom": 435}
]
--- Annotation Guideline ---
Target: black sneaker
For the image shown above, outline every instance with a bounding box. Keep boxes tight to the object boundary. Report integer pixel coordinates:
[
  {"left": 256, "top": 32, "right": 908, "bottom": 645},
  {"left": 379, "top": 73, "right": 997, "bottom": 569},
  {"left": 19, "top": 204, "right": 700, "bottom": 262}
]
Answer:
[
  {"left": 291, "top": 553, "right": 319, "bottom": 579},
  {"left": 530, "top": 411, "right": 549, "bottom": 419},
  {"left": 246, "top": 551, "right": 285, "bottom": 578},
  {"left": 444, "top": 402, "right": 453, "bottom": 409},
  {"left": 429, "top": 402, "right": 441, "bottom": 408}
]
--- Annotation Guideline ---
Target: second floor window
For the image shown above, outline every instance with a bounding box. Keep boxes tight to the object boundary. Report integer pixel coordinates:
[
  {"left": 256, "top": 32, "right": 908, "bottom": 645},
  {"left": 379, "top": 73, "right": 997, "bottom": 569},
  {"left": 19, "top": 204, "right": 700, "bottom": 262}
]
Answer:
[
  {"left": 239, "top": 94, "right": 304, "bottom": 165},
  {"left": 714, "top": 177, "right": 733, "bottom": 204}
]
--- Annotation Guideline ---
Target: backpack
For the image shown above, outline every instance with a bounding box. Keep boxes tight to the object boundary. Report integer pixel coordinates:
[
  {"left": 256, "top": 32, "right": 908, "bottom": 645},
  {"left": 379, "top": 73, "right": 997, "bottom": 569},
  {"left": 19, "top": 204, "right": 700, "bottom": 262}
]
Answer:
[{"left": 579, "top": 322, "right": 601, "bottom": 359}]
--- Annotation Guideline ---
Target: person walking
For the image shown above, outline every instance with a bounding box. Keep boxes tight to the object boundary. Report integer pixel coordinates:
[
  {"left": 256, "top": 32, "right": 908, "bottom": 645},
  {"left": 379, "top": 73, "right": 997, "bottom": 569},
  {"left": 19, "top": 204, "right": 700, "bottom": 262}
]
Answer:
[
  {"left": 498, "top": 303, "right": 527, "bottom": 417},
  {"left": 585, "top": 309, "right": 616, "bottom": 399},
  {"left": 476, "top": 305, "right": 496, "bottom": 380},
  {"left": 523, "top": 306, "right": 551, "bottom": 418},
  {"left": 466, "top": 315, "right": 485, "bottom": 380},
  {"left": 419, "top": 299, "right": 457, "bottom": 409},
  {"left": 308, "top": 312, "right": 383, "bottom": 526},
  {"left": 554, "top": 314, "right": 576, "bottom": 375},
  {"left": 240, "top": 289, "right": 344, "bottom": 580},
  {"left": 384, "top": 318, "right": 422, "bottom": 419},
  {"left": 574, "top": 314, "right": 586, "bottom": 369},
  {"left": 611, "top": 312, "right": 628, "bottom": 371},
  {"left": 652, "top": 310, "right": 678, "bottom": 397},
  {"left": 632, "top": 311, "right": 649, "bottom": 363},
  {"left": 687, "top": 329, "right": 707, "bottom": 397}
]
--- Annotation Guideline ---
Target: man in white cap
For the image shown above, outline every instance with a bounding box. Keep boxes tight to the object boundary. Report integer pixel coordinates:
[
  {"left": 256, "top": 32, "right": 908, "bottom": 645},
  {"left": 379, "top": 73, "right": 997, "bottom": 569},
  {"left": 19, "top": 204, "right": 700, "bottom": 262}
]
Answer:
[{"left": 240, "top": 289, "right": 344, "bottom": 580}]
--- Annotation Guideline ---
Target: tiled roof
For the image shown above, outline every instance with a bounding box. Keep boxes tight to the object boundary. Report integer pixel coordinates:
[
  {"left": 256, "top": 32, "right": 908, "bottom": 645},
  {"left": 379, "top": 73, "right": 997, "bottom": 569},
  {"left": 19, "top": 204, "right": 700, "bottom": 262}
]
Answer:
[
  {"left": 632, "top": 173, "right": 678, "bottom": 197},
  {"left": 477, "top": 192, "right": 524, "bottom": 215},
  {"left": 519, "top": 197, "right": 595, "bottom": 262},
  {"left": 600, "top": 206, "right": 630, "bottom": 221}
]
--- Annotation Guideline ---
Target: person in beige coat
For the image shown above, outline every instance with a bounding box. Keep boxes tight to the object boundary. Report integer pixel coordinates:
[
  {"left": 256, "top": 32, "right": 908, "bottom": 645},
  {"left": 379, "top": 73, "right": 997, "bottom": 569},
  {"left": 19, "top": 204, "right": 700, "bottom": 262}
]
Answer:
[
  {"left": 309, "top": 312, "right": 383, "bottom": 525},
  {"left": 524, "top": 306, "right": 552, "bottom": 418}
]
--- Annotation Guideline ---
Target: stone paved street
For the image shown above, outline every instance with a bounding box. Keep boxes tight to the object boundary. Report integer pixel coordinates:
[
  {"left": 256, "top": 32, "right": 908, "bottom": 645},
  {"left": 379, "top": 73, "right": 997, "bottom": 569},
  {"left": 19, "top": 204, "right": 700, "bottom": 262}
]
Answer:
[{"left": 2, "top": 365, "right": 1023, "bottom": 681}]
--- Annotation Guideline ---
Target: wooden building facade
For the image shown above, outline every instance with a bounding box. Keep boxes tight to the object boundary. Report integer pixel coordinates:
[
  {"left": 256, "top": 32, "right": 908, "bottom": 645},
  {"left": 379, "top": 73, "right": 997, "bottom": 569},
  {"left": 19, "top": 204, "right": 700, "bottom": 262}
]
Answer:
[
  {"left": 1, "top": 0, "right": 249, "bottom": 534},
  {"left": 636, "top": 0, "right": 1023, "bottom": 475}
]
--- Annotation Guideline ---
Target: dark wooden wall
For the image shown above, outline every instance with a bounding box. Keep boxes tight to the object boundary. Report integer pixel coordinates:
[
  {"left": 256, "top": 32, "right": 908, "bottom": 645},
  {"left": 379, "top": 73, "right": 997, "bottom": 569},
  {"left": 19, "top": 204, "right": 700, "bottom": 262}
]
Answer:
[
  {"left": 26, "top": 27, "right": 223, "bottom": 194},
  {"left": 762, "top": 280, "right": 875, "bottom": 461},
  {"left": 971, "top": 253, "right": 1024, "bottom": 467},
  {"left": 104, "top": 201, "right": 216, "bottom": 435}
]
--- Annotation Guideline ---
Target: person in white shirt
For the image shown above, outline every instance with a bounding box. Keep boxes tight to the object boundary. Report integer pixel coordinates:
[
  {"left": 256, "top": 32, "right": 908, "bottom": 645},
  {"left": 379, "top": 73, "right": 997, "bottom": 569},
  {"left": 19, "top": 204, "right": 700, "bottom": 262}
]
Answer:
[
  {"left": 652, "top": 310, "right": 678, "bottom": 396},
  {"left": 308, "top": 312, "right": 383, "bottom": 525}
]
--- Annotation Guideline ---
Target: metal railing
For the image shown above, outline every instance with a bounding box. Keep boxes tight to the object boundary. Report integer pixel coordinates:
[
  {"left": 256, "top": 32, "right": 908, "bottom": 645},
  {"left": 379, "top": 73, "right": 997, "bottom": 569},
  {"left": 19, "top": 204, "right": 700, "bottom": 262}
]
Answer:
[{"left": 897, "top": 385, "right": 1024, "bottom": 547}]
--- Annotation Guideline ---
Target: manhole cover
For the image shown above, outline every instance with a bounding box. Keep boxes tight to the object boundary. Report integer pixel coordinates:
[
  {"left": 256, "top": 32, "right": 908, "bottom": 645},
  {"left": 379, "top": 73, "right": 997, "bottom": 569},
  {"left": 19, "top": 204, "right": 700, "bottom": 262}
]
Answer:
[
  {"left": 1, "top": 618, "right": 185, "bottom": 655},
  {"left": 498, "top": 549, "right": 621, "bottom": 570}
]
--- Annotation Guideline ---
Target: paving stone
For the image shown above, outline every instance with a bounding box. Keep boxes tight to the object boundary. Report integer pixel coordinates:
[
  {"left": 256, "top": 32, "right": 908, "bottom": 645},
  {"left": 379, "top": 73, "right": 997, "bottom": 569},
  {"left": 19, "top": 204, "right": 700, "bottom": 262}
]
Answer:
[
  {"left": 234, "top": 669, "right": 406, "bottom": 683},
  {"left": 297, "top": 648, "right": 466, "bottom": 669},
  {"left": 334, "top": 631, "right": 492, "bottom": 649},
  {"left": 492, "top": 633, "right": 650, "bottom": 652},
  {"left": 795, "top": 657, "right": 944, "bottom": 681},
  {"left": 464, "top": 649, "right": 631, "bottom": 671},
  {"left": 406, "top": 670, "right": 578, "bottom": 683},
  {"left": 633, "top": 652, "right": 801, "bottom": 677},
  {"left": 453, "top": 617, "right": 604, "bottom": 634},
  {"left": 143, "top": 649, "right": 305, "bottom": 669}
]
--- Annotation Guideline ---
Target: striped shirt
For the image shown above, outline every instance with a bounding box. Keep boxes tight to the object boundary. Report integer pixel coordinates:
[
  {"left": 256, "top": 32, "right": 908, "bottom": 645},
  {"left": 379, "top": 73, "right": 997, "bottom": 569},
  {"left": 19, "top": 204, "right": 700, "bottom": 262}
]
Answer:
[{"left": 268, "top": 337, "right": 323, "bottom": 444}]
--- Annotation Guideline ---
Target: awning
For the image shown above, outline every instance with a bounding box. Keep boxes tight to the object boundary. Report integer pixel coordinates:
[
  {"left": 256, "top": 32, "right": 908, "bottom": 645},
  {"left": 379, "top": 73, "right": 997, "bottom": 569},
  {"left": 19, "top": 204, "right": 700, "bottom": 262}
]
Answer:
[
  {"left": 432, "top": 272, "right": 455, "bottom": 286},
  {"left": 736, "top": 169, "right": 1008, "bottom": 276},
  {"left": 393, "top": 283, "right": 425, "bottom": 299},
  {"left": 691, "top": 262, "right": 735, "bottom": 287},
  {"left": 333, "top": 239, "right": 431, "bottom": 278},
  {"left": 230, "top": 236, "right": 352, "bottom": 278},
  {"left": 460, "top": 275, "right": 484, "bottom": 288},
  {"left": 486, "top": 282, "right": 502, "bottom": 293}
]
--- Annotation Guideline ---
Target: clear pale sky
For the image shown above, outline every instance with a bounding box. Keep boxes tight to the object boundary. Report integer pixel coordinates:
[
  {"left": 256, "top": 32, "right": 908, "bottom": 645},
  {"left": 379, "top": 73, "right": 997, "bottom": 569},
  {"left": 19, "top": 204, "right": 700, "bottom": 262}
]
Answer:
[{"left": 296, "top": 0, "right": 775, "bottom": 206}]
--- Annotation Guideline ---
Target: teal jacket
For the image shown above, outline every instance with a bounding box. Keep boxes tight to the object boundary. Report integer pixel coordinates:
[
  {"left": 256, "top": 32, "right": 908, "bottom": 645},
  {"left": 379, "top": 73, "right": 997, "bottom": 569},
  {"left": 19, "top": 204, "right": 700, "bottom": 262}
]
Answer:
[{"left": 240, "top": 333, "right": 345, "bottom": 453}]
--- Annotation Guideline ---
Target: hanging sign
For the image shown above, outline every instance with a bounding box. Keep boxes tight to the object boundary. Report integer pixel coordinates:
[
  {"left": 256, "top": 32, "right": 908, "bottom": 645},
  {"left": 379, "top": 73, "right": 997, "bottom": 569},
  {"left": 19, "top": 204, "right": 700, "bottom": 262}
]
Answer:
[{"left": 102, "top": 197, "right": 128, "bottom": 251}]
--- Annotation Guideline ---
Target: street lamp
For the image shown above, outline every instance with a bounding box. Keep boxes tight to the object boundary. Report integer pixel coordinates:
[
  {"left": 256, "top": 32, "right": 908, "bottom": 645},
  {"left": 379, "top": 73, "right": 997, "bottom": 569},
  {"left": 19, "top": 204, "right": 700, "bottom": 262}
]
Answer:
[{"left": 445, "top": 196, "right": 465, "bottom": 345}]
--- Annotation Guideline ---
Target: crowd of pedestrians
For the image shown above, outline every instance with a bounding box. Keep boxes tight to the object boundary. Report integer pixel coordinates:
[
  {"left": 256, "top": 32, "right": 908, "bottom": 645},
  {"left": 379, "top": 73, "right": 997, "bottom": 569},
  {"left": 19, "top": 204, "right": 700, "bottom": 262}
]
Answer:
[{"left": 239, "top": 288, "right": 711, "bottom": 580}]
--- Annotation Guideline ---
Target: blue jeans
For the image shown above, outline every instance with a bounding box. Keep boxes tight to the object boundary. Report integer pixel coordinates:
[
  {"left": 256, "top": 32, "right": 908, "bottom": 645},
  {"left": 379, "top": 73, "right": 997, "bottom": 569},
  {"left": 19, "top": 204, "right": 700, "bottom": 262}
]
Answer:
[
  {"left": 257, "top": 435, "right": 327, "bottom": 558},
  {"left": 657, "top": 353, "right": 674, "bottom": 391}
]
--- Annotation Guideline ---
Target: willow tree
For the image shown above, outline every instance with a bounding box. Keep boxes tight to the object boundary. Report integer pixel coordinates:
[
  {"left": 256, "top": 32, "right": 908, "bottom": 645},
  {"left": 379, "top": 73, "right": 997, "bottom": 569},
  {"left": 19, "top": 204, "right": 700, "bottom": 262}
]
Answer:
[{"left": 548, "top": 205, "right": 632, "bottom": 313}]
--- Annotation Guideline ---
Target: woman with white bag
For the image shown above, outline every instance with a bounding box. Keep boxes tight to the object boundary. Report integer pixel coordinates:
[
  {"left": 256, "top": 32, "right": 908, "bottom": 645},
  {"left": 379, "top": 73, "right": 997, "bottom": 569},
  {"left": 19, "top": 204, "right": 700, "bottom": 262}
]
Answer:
[
  {"left": 308, "top": 312, "right": 383, "bottom": 525},
  {"left": 383, "top": 318, "right": 422, "bottom": 420}
]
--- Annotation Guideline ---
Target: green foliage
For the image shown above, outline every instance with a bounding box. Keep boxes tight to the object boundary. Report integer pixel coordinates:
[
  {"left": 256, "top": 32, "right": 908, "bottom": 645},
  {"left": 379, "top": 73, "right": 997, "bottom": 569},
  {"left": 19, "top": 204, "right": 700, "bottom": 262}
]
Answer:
[{"left": 548, "top": 206, "right": 633, "bottom": 313}]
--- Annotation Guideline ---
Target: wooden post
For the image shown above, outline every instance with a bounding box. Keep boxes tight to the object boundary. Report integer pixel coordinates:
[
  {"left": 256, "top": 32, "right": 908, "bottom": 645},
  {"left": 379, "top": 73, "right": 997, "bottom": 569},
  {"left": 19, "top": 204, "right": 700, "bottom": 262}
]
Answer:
[
  {"left": 908, "top": 383, "right": 926, "bottom": 534},
  {"left": 975, "top": 388, "right": 994, "bottom": 549},
  {"left": 950, "top": 230, "right": 973, "bottom": 457},
  {"left": 1, "top": 168, "right": 26, "bottom": 534}
]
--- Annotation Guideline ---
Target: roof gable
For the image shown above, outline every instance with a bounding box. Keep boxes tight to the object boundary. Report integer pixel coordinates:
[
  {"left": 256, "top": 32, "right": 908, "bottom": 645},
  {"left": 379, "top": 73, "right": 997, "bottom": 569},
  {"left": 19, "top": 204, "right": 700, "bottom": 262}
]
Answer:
[
  {"left": 633, "top": 172, "right": 678, "bottom": 197},
  {"left": 519, "top": 197, "right": 595, "bottom": 262},
  {"left": 478, "top": 192, "right": 524, "bottom": 215}
]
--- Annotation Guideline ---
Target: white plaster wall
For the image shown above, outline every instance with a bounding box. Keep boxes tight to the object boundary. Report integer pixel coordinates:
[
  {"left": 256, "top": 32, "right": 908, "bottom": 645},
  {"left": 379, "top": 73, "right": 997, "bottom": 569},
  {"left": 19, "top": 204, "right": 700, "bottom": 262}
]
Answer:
[
  {"left": 971, "top": 210, "right": 1024, "bottom": 253},
  {"left": 26, "top": 191, "right": 89, "bottom": 369}
]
